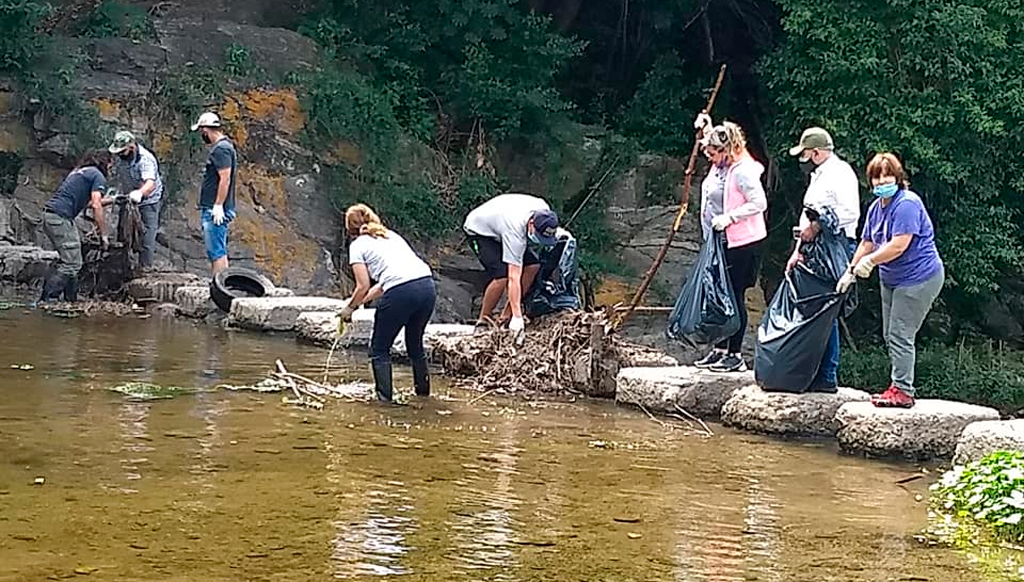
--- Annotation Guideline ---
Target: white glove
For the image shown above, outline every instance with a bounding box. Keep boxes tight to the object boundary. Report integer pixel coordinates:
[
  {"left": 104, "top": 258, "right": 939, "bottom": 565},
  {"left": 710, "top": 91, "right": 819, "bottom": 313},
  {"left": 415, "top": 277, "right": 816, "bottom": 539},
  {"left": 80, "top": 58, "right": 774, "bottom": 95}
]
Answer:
[
  {"left": 852, "top": 255, "right": 877, "bottom": 279},
  {"left": 836, "top": 270, "right": 856, "bottom": 293},
  {"left": 338, "top": 305, "right": 355, "bottom": 322},
  {"left": 211, "top": 204, "right": 226, "bottom": 226},
  {"left": 509, "top": 316, "right": 525, "bottom": 345},
  {"left": 693, "top": 113, "right": 713, "bottom": 131},
  {"left": 711, "top": 214, "right": 733, "bottom": 231},
  {"left": 128, "top": 190, "right": 143, "bottom": 204}
]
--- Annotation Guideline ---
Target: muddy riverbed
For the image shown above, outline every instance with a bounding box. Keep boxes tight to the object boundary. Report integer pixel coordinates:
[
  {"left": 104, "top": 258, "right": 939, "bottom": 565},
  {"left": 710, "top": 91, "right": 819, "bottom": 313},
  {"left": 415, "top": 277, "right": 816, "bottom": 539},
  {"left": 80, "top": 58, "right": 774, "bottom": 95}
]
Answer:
[{"left": 0, "top": 309, "right": 1011, "bottom": 581}]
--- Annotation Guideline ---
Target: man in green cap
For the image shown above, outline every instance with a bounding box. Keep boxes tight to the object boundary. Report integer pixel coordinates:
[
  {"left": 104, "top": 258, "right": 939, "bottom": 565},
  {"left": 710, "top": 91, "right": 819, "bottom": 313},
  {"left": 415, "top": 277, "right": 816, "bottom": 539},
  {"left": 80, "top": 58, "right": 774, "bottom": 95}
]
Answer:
[
  {"left": 109, "top": 130, "right": 164, "bottom": 268},
  {"left": 785, "top": 126, "right": 860, "bottom": 393}
]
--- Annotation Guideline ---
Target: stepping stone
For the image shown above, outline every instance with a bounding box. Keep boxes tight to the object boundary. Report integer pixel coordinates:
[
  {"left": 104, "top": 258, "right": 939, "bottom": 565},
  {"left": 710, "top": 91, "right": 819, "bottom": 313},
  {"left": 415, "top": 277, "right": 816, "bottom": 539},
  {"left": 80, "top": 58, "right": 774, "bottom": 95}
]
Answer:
[
  {"left": 127, "top": 272, "right": 206, "bottom": 303},
  {"left": 0, "top": 244, "right": 57, "bottom": 283},
  {"left": 954, "top": 419, "right": 1024, "bottom": 465},
  {"left": 229, "top": 297, "right": 348, "bottom": 332},
  {"left": 836, "top": 400, "right": 1000, "bottom": 460},
  {"left": 721, "top": 385, "right": 870, "bottom": 437},
  {"left": 295, "top": 310, "right": 473, "bottom": 356},
  {"left": 174, "top": 286, "right": 216, "bottom": 319},
  {"left": 615, "top": 366, "right": 754, "bottom": 418}
]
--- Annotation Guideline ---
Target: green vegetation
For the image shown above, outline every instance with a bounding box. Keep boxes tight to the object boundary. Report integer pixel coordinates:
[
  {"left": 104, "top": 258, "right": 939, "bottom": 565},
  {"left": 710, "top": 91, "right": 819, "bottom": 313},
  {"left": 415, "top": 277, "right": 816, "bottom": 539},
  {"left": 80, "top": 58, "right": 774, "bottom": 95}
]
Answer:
[
  {"left": 73, "top": 0, "right": 152, "bottom": 41},
  {"left": 840, "top": 341, "right": 1024, "bottom": 413},
  {"left": 931, "top": 451, "right": 1024, "bottom": 543},
  {"left": 107, "top": 382, "right": 198, "bottom": 400}
]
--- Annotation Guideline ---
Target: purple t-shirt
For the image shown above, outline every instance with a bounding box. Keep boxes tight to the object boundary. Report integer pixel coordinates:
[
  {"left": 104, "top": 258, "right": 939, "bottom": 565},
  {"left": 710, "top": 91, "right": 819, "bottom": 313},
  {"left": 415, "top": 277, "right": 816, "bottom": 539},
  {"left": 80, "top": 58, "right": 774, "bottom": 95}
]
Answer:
[{"left": 861, "top": 189, "right": 943, "bottom": 288}]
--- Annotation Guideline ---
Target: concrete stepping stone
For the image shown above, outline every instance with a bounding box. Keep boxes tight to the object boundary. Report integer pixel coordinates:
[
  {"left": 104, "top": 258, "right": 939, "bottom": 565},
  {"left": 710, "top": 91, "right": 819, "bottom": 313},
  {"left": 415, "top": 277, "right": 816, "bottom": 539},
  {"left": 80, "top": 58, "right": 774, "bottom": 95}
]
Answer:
[
  {"left": 228, "top": 296, "right": 348, "bottom": 332},
  {"left": 127, "top": 272, "right": 206, "bottom": 303},
  {"left": 295, "top": 310, "right": 474, "bottom": 356},
  {"left": 836, "top": 400, "right": 1000, "bottom": 459},
  {"left": 721, "top": 385, "right": 870, "bottom": 437},
  {"left": 954, "top": 419, "right": 1024, "bottom": 465},
  {"left": 615, "top": 366, "right": 754, "bottom": 418},
  {"left": 174, "top": 286, "right": 216, "bottom": 318}
]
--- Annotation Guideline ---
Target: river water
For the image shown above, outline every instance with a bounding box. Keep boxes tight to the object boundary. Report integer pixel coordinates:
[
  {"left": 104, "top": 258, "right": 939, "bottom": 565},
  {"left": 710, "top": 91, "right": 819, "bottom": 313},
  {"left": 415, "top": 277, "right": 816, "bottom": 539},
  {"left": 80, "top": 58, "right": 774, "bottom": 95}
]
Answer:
[{"left": 0, "top": 309, "right": 1009, "bottom": 581}]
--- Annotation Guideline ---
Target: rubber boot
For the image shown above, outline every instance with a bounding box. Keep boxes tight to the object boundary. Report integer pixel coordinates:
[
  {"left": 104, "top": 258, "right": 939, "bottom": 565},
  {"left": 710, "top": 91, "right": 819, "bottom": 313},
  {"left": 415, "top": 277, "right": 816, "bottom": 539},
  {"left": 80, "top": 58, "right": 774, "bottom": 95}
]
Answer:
[
  {"left": 62, "top": 275, "right": 79, "bottom": 302},
  {"left": 39, "top": 273, "right": 66, "bottom": 303},
  {"left": 411, "top": 356, "right": 430, "bottom": 397},
  {"left": 371, "top": 360, "right": 393, "bottom": 403}
]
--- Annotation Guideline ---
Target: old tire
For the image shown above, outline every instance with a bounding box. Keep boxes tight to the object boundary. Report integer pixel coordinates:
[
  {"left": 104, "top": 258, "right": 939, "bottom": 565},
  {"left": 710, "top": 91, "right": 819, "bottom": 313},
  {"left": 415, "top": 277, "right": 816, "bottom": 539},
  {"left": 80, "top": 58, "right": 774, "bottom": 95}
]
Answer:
[{"left": 210, "top": 267, "right": 274, "bottom": 313}]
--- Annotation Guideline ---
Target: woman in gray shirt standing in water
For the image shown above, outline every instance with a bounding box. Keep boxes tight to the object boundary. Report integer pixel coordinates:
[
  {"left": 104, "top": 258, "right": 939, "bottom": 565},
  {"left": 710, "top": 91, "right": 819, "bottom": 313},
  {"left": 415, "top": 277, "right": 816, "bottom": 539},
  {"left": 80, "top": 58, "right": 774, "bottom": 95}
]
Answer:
[{"left": 338, "top": 204, "right": 436, "bottom": 403}]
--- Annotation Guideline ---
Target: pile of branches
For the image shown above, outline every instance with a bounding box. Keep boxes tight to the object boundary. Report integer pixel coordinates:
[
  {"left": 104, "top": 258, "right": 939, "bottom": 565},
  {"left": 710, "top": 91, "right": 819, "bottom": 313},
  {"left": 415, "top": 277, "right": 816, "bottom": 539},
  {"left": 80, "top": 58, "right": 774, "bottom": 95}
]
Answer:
[
  {"left": 433, "top": 310, "right": 676, "bottom": 397},
  {"left": 217, "top": 360, "right": 374, "bottom": 409}
]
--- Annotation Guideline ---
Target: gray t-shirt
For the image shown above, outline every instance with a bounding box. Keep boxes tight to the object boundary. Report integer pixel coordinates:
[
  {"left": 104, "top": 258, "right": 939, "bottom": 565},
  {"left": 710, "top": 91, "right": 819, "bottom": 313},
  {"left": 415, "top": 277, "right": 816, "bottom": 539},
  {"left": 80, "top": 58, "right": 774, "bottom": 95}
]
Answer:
[
  {"left": 199, "top": 138, "right": 236, "bottom": 211},
  {"left": 114, "top": 144, "right": 163, "bottom": 206},
  {"left": 700, "top": 165, "right": 727, "bottom": 240},
  {"left": 463, "top": 194, "right": 551, "bottom": 266},
  {"left": 349, "top": 231, "right": 432, "bottom": 292}
]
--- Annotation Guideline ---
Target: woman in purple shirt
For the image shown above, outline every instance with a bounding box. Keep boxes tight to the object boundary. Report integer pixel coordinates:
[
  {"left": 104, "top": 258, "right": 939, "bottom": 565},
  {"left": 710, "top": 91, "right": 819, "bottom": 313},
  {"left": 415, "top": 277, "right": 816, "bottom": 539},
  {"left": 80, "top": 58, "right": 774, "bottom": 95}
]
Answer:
[{"left": 836, "top": 153, "right": 944, "bottom": 408}]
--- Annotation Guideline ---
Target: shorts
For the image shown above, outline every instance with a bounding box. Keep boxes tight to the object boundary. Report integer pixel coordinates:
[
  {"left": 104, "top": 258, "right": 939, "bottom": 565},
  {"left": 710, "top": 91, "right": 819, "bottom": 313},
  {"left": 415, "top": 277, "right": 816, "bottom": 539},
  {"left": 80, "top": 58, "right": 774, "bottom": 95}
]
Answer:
[
  {"left": 467, "top": 235, "right": 540, "bottom": 283},
  {"left": 200, "top": 207, "right": 235, "bottom": 261}
]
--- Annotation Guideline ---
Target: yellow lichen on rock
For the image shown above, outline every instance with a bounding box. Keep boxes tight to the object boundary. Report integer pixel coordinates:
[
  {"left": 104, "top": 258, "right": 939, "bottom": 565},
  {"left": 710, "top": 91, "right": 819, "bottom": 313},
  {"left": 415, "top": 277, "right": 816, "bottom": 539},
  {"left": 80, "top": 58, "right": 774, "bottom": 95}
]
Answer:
[
  {"left": 92, "top": 98, "right": 122, "bottom": 123},
  {"left": 239, "top": 88, "right": 305, "bottom": 134}
]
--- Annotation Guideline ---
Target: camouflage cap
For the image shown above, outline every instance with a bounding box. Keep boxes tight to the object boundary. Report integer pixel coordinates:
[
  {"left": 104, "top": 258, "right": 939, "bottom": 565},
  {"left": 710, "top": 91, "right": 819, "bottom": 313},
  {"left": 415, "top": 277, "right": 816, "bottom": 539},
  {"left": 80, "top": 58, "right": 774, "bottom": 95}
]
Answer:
[
  {"left": 788, "top": 127, "right": 834, "bottom": 156},
  {"left": 108, "top": 130, "right": 136, "bottom": 154}
]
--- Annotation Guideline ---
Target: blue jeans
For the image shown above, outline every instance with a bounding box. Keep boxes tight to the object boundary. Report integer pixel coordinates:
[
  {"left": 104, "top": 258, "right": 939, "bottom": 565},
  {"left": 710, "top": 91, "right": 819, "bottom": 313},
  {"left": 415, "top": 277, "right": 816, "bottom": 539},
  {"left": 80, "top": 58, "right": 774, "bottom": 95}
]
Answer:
[
  {"left": 814, "top": 238, "right": 857, "bottom": 387},
  {"left": 139, "top": 201, "right": 160, "bottom": 267},
  {"left": 370, "top": 277, "right": 437, "bottom": 364},
  {"left": 200, "top": 207, "right": 235, "bottom": 262}
]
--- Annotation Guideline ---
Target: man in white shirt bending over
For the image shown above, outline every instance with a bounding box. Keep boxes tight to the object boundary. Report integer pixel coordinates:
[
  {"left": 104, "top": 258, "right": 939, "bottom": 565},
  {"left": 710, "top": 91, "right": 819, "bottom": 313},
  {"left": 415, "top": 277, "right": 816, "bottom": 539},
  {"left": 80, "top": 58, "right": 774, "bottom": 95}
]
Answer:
[
  {"left": 786, "top": 127, "right": 861, "bottom": 392},
  {"left": 463, "top": 193, "right": 560, "bottom": 338}
]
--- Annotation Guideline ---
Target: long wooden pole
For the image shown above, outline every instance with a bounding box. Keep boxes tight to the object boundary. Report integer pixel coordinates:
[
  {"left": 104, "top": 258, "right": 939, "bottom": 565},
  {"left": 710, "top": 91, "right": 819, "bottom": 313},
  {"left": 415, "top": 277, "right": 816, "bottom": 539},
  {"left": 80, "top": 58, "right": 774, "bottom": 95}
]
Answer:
[{"left": 613, "top": 64, "right": 727, "bottom": 331}]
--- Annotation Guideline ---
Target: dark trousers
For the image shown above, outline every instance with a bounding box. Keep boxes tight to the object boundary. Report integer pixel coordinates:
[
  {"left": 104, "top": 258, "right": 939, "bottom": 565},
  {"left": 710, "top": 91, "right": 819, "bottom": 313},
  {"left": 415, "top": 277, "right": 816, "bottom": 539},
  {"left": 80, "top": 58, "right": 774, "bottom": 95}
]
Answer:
[
  {"left": 370, "top": 277, "right": 437, "bottom": 364},
  {"left": 814, "top": 238, "right": 859, "bottom": 386},
  {"left": 716, "top": 240, "right": 762, "bottom": 354}
]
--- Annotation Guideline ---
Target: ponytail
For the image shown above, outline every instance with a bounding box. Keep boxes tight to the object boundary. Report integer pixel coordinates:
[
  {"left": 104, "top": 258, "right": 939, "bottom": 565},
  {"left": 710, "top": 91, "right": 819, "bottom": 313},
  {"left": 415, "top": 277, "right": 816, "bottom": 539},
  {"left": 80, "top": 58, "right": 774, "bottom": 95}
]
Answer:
[{"left": 345, "top": 203, "right": 388, "bottom": 239}]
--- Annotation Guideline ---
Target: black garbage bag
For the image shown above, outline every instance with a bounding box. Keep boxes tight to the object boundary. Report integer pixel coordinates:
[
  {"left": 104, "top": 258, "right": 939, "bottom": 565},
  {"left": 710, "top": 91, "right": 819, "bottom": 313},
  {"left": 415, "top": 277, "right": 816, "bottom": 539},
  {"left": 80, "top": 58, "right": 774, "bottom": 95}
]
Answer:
[
  {"left": 754, "top": 205, "right": 856, "bottom": 393},
  {"left": 525, "top": 230, "right": 582, "bottom": 317},
  {"left": 666, "top": 232, "right": 740, "bottom": 347}
]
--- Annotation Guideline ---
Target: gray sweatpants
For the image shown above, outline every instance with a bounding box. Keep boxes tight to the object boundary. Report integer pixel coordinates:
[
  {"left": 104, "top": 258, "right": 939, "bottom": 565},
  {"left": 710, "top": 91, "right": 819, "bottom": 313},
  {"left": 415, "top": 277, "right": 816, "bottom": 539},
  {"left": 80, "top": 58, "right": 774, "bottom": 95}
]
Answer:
[{"left": 880, "top": 266, "right": 945, "bottom": 395}]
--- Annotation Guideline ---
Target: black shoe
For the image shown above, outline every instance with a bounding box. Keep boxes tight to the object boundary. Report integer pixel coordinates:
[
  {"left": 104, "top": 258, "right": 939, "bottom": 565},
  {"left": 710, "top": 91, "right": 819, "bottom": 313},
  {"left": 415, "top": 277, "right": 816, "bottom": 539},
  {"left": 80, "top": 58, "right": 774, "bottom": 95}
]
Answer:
[
  {"left": 62, "top": 275, "right": 79, "bottom": 302},
  {"left": 694, "top": 350, "right": 726, "bottom": 369},
  {"left": 709, "top": 354, "right": 747, "bottom": 373},
  {"left": 371, "top": 360, "right": 394, "bottom": 403},
  {"left": 39, "top": 273, "right": 66, "bottom": 303},
  {"left": 411, "top": 356, "right": 430, "bottom": 397},
  {"left": 807, "top": 378, "right": 838, "bottom": 394}
]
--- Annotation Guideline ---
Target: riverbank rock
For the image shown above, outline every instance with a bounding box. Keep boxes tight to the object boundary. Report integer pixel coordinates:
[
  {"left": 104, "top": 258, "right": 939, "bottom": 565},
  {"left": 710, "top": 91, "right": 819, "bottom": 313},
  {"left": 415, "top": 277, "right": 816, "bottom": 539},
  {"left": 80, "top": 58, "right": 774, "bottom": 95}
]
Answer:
[
  {"left": 615, "top": 366, "right": 754, "bottom": 418},
  {"left": 295, "top": 310, "right": 374, "bottom": 348},
  {"left": 954, "top": 420, "right": 1024, "bottom": 465},
  {"left": 228, "top": 296, "right": 347, "bottom": 332},
  {"left": 836, "top": 400, "right": 1001, "bottom": 459},
  {"left": 0, "top": 244, "right": 57, "bottom": 284},
  {"left": 127, "top": 272, "right": 207, "bottom": 304},
  {"left": 721, "top": 385, "right": 871, "bottom": 437}
]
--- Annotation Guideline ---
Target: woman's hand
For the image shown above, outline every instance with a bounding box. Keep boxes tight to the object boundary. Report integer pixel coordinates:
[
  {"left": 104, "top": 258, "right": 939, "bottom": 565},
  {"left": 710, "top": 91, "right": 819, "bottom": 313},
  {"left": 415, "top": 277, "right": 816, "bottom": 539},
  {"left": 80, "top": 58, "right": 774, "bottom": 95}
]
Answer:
[{"left": 852, "top": 255, "right": 877, "bottom": 278}]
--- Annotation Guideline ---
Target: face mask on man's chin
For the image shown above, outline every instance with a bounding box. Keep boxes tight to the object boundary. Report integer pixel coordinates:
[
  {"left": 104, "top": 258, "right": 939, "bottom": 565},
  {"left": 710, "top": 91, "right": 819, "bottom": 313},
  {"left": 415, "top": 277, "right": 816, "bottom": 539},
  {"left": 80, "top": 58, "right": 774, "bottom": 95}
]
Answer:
[
  {"left": 118, "top": 150, "right": 134, "bottom": 161},
  {"left": 201, "top": 131, "right": 212, "bottom": 145}
]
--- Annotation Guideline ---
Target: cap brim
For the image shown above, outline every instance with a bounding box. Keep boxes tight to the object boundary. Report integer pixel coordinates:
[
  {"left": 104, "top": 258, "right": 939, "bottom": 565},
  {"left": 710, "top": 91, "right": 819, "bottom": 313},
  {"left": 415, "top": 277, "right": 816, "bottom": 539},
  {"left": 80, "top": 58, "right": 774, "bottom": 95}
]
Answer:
[
  {"left": 190, "top": 123, "right": 201, "bottom": 131},
  {"left": 788, "top": 144, "right": 806, "bottom": 156},
  {"left": 108, "top": 144, "right": 127, "bottom": 154}
]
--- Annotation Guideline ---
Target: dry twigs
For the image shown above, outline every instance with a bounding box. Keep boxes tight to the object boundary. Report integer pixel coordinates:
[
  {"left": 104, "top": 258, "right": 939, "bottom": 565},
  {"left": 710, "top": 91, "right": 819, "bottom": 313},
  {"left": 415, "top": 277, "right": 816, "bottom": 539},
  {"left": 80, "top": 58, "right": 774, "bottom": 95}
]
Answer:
[{"left": 433, "top": 311, "right": 675, "bottom": 397}]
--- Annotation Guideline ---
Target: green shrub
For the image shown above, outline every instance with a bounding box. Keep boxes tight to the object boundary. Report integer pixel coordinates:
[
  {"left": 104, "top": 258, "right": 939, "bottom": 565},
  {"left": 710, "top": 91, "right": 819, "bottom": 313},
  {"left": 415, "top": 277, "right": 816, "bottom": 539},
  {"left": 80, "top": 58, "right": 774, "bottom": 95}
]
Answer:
[
  {"left": 931, "top": 451, "right": 1024, "bottom": 545},
  {"left": 839, "top": 341, "right": 1024, "bottom": 413},
  {"left": 617, "top": 52, "right": 708, "bottom": 156},
  {"left": 0, "top": 0, "right": 46, "bottom": 72}
]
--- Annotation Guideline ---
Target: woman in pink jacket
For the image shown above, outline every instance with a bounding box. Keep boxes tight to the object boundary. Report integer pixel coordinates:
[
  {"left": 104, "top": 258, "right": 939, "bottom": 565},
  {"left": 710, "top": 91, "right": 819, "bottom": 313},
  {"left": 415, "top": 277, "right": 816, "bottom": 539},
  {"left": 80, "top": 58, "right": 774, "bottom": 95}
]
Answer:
[{"left": 692, "top": 120, "right": 769, "bottom": 373}]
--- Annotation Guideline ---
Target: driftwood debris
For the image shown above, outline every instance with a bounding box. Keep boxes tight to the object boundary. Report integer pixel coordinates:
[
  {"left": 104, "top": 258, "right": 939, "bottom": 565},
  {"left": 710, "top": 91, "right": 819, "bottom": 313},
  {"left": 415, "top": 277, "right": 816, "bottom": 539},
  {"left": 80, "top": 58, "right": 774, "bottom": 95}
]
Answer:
[{"left": 432, "top": 311, "right": 676, "bottom": 397}]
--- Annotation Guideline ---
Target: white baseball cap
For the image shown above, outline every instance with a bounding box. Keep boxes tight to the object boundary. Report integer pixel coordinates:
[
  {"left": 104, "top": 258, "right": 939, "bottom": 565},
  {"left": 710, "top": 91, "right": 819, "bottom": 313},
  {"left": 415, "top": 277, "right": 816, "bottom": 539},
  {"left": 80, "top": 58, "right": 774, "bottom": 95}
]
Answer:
[{"left": 191, "top": 112, "right": 221, "bottom": 131}]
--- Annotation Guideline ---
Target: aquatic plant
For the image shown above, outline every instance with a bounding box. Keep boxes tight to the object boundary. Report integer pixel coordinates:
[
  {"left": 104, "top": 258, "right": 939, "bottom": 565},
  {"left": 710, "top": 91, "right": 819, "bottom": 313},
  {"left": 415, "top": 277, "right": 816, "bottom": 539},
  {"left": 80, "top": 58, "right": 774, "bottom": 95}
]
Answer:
[
  {"left": 931, "top": 451, "right": 1024, "bottom": 544},
  {"left": 106, "top": 382, "right": 198, "bottom": 401}
]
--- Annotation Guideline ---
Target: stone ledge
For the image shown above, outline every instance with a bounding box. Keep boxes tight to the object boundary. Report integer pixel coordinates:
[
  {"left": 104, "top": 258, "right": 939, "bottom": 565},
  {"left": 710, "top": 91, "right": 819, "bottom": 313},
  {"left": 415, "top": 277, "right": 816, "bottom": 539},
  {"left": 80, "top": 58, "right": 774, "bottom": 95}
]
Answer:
[
  {"left": 721, "top": 385, "right": 870, "bottom": 437},
  {"left": 615, "top": 366, "right": 754, "bottom": 418},
  {"left": 228, "top": 296, "right": 348, "bottom": 332},
  {"left": 127, "top": 272, "right": 207, "bottom": 304},
  {"left": 954, "top": 419, "right": 1024, "bottom": 465},
  {"left": 295, "top": 310, "right": 474, "bottom": 356},
  {"left": 174, "top": 285, "right": 216, "bottom": 319},
  {"left": 836, "top": 400, "right": 1000, "bottom": 460}
]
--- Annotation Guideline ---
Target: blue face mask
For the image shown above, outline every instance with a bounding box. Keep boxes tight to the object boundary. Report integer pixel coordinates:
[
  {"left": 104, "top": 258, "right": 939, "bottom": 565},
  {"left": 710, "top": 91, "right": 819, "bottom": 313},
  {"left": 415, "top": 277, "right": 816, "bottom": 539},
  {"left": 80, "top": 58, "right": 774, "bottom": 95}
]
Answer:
[
  {"left": 528, "top": 232, "right": 541, "bottom": 246},
  {"left": 873, "top": 183, "right": 899, "bottom": 198}
]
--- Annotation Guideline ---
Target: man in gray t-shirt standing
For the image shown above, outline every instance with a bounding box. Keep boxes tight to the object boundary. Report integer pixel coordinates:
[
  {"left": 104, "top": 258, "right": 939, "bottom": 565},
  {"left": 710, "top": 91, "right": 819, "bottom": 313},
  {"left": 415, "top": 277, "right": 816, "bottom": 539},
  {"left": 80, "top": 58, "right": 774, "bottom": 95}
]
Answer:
[
  {"left": 191, "top": 112, "right": 237, "bottom": 274},
  {"left": 109, "top": 130, "right": 164, "bottom": 268},
  {"left": 463, "top": 193, "right": 560, "bottom": 338}
]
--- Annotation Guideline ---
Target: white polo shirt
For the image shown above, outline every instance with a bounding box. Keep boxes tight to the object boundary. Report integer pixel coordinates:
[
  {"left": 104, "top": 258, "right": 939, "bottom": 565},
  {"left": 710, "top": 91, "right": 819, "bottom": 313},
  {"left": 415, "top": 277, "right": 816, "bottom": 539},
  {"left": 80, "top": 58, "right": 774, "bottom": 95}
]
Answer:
[{"left": 801, "top": 153, "right": 861, "bottom": 239}]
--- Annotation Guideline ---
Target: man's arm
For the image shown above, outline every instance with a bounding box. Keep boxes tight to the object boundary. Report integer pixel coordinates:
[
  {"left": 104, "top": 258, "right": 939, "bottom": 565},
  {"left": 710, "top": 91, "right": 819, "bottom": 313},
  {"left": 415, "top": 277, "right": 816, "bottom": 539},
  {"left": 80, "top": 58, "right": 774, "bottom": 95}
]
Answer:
[
  {"left": 90, "top": 190, "right": 106, "bottom": 237},
  {"left": 506, "top": 263, "right": 524, "bottom": 318},
  {"left": 215, "top": 168, "right": 231, "bottom": 206},
  {"left": 138, "top": 179, "right": 156, "bottom": 197}
]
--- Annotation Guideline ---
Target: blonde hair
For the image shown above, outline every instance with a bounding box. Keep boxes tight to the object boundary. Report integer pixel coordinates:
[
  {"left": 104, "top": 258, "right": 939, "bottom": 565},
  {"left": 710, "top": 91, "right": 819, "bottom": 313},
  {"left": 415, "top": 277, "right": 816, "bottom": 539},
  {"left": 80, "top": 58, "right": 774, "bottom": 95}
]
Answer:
[
  {"left": 705, "top": 121, "right": 747, "bottom": 155},
  {"left": 345, "top": 203, "right": 388, "bottom": 238}
]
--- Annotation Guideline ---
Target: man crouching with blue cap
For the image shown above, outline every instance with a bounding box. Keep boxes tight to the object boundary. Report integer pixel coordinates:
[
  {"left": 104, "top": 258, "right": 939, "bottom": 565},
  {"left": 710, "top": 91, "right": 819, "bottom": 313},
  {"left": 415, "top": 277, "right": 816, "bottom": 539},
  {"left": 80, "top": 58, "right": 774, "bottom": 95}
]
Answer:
[{"left": 463, "top": 193, "right": 560, "bottom": 341}]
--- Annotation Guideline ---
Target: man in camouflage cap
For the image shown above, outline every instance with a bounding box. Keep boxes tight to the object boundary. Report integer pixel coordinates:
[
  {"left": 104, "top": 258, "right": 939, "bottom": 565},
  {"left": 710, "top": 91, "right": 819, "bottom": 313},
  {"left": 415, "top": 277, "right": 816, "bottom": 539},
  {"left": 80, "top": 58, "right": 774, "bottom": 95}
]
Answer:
[{"left": 109, "top": 130, "right": 164, "bottom": 268}]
